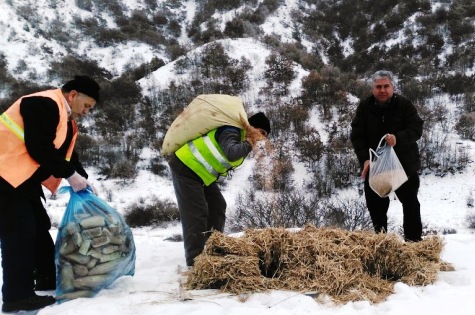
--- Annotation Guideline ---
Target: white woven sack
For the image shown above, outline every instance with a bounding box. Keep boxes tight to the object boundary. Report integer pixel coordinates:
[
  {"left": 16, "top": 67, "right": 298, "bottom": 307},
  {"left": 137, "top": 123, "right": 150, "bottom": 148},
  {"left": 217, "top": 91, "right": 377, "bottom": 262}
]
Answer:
[
  {"left": 369, "top": 135, "right": 408, "bottom": 198},
  {"left": 161, "top": 94, "right": 248, "bottom": 155}
]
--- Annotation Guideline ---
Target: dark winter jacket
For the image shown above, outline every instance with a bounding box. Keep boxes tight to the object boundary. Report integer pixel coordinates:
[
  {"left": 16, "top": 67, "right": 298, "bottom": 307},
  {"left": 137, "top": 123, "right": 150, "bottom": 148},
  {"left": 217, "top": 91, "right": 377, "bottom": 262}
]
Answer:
[
  {"left": 350, "top": 94, "right": 424, "bottom": 177},
  {"left": 215, "top": 126, "right": 252, "bottom": 161}
]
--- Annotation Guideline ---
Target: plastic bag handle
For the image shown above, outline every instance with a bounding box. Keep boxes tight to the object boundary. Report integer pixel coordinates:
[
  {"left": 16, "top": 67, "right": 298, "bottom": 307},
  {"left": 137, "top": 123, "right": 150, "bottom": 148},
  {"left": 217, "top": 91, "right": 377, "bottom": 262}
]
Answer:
[
  {"left": 369, "top": 148, "right": 377, "bottom": 162},
  {"left": 376, "top": 134, "right": 388, "bottom": 150},
  {"left": 369, "top": 134, "right": 388, "bottom": 162}
]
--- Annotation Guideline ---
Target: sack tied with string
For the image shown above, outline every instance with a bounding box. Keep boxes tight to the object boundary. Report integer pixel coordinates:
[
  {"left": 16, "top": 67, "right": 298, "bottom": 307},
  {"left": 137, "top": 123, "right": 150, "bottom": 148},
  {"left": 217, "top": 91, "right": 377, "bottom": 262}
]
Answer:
[
  {"left": 369, "top": 135, "right": 408, "bottom": 198},
  {"left": 55, "top": 187, "right": 136, "bottom": 302}
]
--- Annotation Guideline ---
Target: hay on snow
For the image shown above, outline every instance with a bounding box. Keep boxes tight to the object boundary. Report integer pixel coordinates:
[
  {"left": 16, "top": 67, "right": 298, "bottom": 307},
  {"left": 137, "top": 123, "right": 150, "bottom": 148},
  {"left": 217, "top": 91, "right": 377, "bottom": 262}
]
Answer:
[{"left": 186, "top": 225, "right": 450, "bottom": 304}]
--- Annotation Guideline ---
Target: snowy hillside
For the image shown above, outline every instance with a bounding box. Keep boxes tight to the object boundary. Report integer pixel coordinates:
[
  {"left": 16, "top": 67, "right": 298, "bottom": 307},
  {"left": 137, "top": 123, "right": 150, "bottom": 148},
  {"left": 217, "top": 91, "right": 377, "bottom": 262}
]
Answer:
[
  {"left": 1, "top": 0, "right": 475, "bottom": 313},
  {"left": 0, "top": 0, "right": 473, "bottom": 243},
  {"left": 0, "top": 0, "right": 183, "bottom": 85}
]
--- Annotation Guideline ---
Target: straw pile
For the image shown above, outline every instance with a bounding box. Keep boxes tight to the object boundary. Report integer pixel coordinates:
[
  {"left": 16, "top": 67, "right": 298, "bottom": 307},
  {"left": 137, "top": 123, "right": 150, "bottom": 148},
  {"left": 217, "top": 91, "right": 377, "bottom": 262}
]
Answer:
[{"left": 186, "top": 225, "right": 449, "bottom": 304}]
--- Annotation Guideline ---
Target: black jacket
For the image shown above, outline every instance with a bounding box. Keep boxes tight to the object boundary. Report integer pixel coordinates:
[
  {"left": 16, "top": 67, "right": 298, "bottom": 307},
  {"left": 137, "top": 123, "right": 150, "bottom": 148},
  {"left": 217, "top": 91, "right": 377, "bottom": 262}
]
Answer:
[
  {"left": 0, "top": 95, "right": 87, "bottom": 198},
  {"left": 350, "top": 94, "right": 424, "bottom": 177}
]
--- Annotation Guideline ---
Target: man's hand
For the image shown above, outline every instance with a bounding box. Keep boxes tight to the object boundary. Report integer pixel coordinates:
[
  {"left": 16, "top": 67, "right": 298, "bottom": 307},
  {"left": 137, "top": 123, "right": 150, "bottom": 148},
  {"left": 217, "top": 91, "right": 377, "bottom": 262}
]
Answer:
[
  {"left": 86, "top": 181, "right": 98, "bottom": 195},
  {"left": 361, "top": 160, "right": 370, "bottom": 179},
  {"left": 385, "top": 134, "right": 397, "bottom": 147},
  {"left": 244, "top": 124, "right": 265, "bottom": 148},
  {"left": 240, "top": 115, "right": 266, "bottom": 148},
  {"left": 67, "top": 171, "right": 88, "bottom": 192}
]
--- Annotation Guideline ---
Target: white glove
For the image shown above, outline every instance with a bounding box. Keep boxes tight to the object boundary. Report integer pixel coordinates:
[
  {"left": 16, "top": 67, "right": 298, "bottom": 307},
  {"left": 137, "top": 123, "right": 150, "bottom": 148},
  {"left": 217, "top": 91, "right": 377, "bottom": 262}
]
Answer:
[{"left": 67, "top": 171, "right": 88, "bottom": 192}]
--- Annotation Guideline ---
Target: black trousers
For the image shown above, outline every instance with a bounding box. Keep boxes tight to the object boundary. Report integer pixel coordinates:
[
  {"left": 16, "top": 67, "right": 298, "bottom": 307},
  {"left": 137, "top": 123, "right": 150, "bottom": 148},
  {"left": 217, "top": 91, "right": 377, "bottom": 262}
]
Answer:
[
  {"left": 0, "top": 193, "right": 55, "bottom": 302},
  {"left": 168, "top": 156, "right": 226, "bottom": 266},
  {"left": 364, "top": 174, "right": 422, "bottom": 241}
]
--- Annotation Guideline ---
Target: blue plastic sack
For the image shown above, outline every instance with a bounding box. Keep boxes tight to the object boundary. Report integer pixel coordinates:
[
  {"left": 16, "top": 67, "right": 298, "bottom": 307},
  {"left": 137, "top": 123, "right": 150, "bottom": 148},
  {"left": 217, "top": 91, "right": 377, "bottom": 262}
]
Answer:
[{"left": 55, "top": 187, "right": 135, "bottom": 301}]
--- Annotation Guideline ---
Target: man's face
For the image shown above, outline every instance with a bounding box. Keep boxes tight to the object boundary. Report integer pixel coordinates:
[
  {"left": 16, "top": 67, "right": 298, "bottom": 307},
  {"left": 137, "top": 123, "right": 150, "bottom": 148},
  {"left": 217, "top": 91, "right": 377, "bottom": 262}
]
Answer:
[
  {"left": 372, "top": 78, "right": 394, "bottom": 104},
  {"left": 68, "top": 91, "right": 96, "bottom": 120}
]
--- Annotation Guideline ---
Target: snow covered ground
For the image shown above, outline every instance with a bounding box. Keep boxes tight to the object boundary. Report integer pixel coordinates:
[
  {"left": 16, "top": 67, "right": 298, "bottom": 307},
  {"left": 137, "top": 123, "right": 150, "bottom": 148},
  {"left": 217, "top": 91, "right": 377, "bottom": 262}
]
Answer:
[{"left": 1, "top": 139, "right": 474, "bottom": 315}]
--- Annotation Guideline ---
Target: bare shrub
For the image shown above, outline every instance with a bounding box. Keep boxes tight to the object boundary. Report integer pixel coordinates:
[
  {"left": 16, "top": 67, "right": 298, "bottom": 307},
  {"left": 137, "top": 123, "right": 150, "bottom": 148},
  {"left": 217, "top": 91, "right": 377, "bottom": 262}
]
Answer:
[
  {"left": 263, "top": 53, "right": 296, "bottom": 95},
  {"left": 455, "top": 112, "right": 475, "bottom": 140},
  {"left": 251, "top": 138, "right": 294, "bottom": 192},
  {"left": 224, "top": 18, "right": 245, "bottom": 38},
  {"left": 227, "top": 189, "right": 323, "bottom": 232},
  {"left": 164, "top": 234, "right": 183, "bottom": 242},
  {"left": 321, "top": 197, "right": 373, "bottom": 231},
  {"left": 441, "top": 228, "right": 457, "bottom": 235},
  {"left": 149, "top": 157, "right": 169, "bottom": 176},
  {"left": 124, "top": 197, "right": 180, "bottom": 227},
  {"left": 228, "top": 190, "right": 372, "bottom": 233},
  {"left": 110, "top": 159, "right": 138, "bottom": 181},
  {"left": 296, "top": 127, "right": 324, "bottom": 168}
]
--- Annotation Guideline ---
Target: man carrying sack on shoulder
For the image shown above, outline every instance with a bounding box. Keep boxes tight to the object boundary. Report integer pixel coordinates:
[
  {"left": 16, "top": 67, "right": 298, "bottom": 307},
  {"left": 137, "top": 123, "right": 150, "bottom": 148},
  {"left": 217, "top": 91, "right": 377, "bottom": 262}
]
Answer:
[{"left": 167, "top": 105, "right": 271, "bottom": 267}]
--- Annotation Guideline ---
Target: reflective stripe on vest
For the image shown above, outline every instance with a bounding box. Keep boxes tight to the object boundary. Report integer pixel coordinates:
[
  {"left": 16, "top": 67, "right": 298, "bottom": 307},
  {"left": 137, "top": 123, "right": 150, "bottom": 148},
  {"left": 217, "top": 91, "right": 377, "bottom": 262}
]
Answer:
[
  {"left": 175, "top": 129, "right": 245, "bottom": 186},
  {"left": 0, "top": 113, "right": 73, "bottom": 162},
  {"left": 0, "top": 89, "right": 76, "bottom": 193},
  {"left": 188, "top": 140, "right": 219, "bottom": 177},
  {"left": 203, "top": 135, "right": 232, "bottom": 170},
  {"left": 0, "top": 113, "right": 24, "bottom": 140}
]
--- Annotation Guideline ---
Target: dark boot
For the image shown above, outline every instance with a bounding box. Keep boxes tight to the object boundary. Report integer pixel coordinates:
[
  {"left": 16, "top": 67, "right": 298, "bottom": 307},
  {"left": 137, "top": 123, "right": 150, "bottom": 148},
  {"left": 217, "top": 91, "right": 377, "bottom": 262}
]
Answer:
[
  {"left": 2, "top": 294, "right": 56, "bottom": 313},
  {"left": 35, "top": 274, "right": 56, "bottom": 291}
]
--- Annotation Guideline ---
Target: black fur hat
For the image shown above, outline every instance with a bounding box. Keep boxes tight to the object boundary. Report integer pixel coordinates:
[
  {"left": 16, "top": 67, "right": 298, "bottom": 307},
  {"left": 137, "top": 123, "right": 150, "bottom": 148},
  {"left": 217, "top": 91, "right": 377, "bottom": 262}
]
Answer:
[
  {"left": 248, "top": 112, "right": 271, "bottom": 134},
  {"left": 62, "top": 75, "right": 100, "bottom": 102}
]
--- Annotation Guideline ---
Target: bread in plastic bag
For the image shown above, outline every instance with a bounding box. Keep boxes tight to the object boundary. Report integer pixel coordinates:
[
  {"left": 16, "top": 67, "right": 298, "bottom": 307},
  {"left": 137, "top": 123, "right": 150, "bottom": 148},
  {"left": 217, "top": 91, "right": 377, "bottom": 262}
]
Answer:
[
  {"left": 369, "top": 135, "right": 408, "bottom": 198},
  {"left": 55, "top": 187, "right": 135, "bottom": 301},
  {"left": 161, "top": 94, "right": 248, "bottom": 155}
]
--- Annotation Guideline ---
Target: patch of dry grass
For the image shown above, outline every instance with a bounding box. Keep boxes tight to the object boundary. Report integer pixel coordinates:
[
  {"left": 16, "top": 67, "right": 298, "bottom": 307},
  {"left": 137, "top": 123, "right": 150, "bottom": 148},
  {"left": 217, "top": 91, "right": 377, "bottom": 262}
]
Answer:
[{"left": 186, "top": 225, "right": 449, "bottom": 304}]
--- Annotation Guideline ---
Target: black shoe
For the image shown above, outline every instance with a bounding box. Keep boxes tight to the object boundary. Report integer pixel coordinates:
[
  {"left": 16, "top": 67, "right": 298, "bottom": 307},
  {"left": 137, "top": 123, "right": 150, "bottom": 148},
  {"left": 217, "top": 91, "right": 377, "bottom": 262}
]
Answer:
[{"left": 2, "top": 294, "right": 56, "bottom": 313}]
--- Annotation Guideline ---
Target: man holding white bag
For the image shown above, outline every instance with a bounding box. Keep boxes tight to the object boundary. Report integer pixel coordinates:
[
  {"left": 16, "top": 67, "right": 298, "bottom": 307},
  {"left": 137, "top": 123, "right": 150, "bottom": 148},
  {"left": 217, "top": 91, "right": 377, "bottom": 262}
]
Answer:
[{"left": 350, "top": 70, "right": 424, "bottom": 242}]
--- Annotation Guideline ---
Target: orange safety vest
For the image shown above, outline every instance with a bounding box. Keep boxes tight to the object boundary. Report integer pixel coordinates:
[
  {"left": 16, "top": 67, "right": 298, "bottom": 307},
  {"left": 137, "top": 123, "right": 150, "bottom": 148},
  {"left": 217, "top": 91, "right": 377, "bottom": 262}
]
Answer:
[{"left": 0, "top": 89, "right": 77, "bottom": 194}]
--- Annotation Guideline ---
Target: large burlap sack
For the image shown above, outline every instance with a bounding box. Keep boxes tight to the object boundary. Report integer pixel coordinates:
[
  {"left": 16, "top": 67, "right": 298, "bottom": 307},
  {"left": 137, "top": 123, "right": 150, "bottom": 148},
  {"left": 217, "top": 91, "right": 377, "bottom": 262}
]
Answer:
[
  {"left": 369, "top": 135, "right": 408, "bottom": 198},
  {"left": 161, "top": 94, "right": 248, "bottom": 155}
]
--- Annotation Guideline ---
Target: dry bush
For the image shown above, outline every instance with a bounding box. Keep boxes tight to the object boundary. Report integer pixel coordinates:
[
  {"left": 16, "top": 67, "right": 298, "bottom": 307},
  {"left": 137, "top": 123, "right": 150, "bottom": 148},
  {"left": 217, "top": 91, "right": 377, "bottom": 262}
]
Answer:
[{"left": 124, "top": 197, "right": 179, "bottom": 228}]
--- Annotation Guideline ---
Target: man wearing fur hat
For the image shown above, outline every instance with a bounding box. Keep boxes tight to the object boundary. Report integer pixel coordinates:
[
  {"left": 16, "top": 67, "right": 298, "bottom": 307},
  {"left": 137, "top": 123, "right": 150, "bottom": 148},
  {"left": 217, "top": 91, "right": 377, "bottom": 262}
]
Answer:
[
  {"left": 168, "top": 112, "right": 271, "bottom": 267},
  {"left": 0, "top": 75, "right": 100, "bottom": 312}
]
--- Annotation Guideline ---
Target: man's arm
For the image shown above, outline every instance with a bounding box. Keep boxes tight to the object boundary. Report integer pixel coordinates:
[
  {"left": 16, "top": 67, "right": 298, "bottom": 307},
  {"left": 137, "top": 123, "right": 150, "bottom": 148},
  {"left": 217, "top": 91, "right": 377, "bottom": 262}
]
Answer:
[
  {"left": 20, "top": 96, "right": 77, "bottom": 179},
  {"left": 70, "top": 151, "right": 89, "bottom": 179},
  {"left": 215, "top": 126, "right": 252, "bottom": 162}
]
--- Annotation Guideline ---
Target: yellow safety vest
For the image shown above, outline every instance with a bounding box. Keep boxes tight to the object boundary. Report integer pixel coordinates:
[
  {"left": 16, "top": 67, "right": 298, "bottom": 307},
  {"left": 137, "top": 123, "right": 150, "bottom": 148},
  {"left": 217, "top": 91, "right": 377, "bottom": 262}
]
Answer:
[
  {"left": 0, "top": 89, "right": 77, "bottom": 194},
  {"left": 175, "top": 128, "right": 245, "bottom": 186}
]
